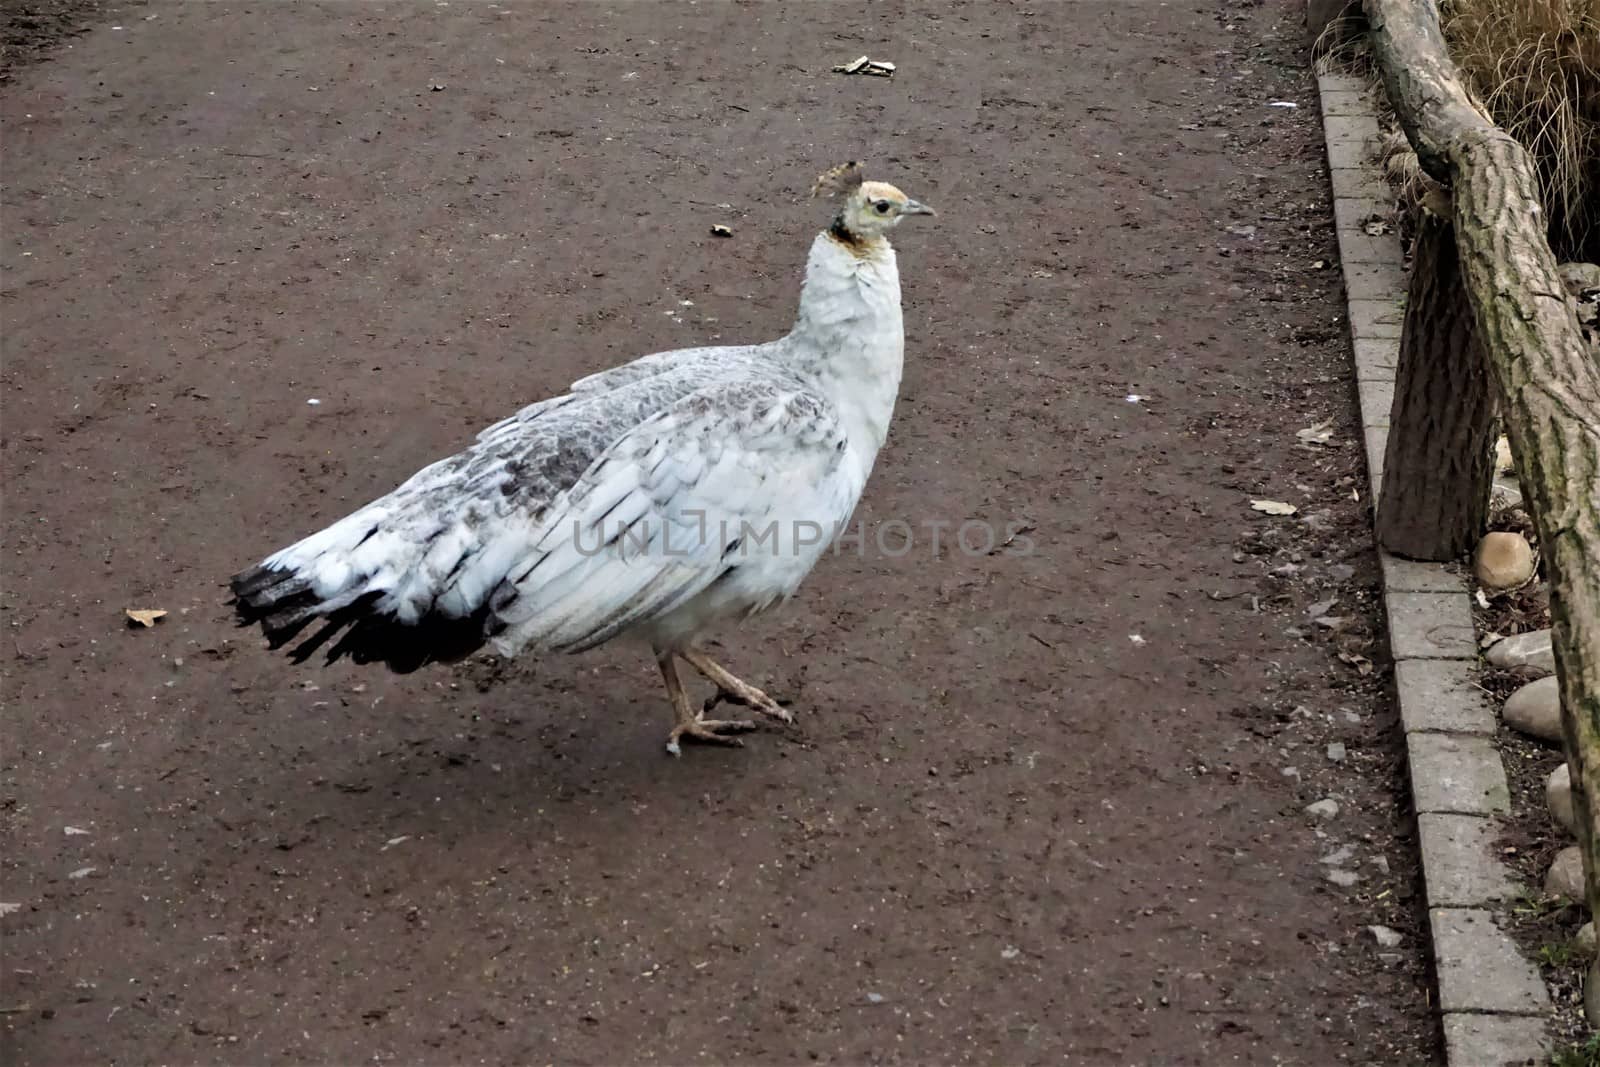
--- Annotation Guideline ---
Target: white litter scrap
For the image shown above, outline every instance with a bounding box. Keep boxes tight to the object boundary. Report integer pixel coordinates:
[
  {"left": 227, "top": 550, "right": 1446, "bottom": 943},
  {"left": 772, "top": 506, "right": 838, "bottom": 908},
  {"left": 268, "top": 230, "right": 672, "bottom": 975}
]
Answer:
[
  {"left": 833, "top": 56, "right": 895, "bottom": 77},
  {"left": 1250, "top": 499, "right": 1299, "bottom": 516},
  {"left": 1268, "top": 100, "right": 1298, "bottom": 108}
]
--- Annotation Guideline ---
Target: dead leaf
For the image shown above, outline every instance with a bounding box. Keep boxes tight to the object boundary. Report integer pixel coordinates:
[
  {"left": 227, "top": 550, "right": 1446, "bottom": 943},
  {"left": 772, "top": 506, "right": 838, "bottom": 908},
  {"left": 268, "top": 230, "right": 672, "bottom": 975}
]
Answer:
[
  {"left": 125, "top": 609, "right": 167, "bottom": 628},
  {"left": 1337, "top": 651, "right": 1374, "bottom": 676},
  {"left": 1295, "top": 420, "right": 1336, "bottom": 447},
  {"left": 1250, "top": 499, "right": 1298, "bottom": 516}
]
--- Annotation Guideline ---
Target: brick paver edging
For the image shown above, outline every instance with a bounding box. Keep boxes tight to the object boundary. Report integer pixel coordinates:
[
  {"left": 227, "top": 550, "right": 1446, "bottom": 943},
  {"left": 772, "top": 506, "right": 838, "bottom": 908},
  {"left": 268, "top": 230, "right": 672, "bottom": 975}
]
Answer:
[{"left": 1314, "top": 71, "right": 1553, "bottom": 1064}]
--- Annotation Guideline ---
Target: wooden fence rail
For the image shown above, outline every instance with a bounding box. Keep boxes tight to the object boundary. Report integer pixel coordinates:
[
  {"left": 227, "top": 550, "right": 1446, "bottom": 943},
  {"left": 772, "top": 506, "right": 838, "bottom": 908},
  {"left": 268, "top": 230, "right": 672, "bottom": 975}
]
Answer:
[{"left": 1363, "top": 0, "right": 1600, "bottom": 1021}]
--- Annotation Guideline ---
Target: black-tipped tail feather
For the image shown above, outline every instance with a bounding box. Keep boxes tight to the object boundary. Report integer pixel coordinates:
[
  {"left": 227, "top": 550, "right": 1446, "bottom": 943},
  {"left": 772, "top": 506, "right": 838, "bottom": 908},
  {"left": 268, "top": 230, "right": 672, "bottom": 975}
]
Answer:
[{"left": 230, "top": 563, "right": 490, "bottom": 674}]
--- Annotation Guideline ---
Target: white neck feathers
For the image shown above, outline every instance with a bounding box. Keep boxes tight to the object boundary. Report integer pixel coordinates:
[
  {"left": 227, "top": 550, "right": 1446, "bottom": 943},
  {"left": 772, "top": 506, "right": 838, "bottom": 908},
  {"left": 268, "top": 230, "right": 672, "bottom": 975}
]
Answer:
[{"left": 786, "top": 231, "right": 906, "bottom": 454}]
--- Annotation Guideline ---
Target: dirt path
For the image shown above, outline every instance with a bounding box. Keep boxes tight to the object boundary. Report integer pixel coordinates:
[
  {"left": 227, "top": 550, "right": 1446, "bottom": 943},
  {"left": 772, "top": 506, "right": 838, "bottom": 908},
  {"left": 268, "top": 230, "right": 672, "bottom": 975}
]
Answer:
[{"left": 2, "top": 1, "right": 1438, "bottom": 1062}]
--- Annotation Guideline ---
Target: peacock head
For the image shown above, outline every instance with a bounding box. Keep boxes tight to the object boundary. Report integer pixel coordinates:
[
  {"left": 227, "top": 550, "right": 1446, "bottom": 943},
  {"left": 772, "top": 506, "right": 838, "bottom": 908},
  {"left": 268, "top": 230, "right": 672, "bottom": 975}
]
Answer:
[{"left": 812, "top": 162, "right": 935, "bottom": 242}]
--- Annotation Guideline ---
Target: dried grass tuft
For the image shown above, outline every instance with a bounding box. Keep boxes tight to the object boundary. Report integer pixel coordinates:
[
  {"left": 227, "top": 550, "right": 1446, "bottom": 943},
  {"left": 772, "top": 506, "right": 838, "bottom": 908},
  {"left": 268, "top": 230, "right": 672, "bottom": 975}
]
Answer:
[
  {"left": 1313, "top": 12, "right": 1373, "bottom": 76},
  {"left": 1442, "top": 0, "right": 1600, "bottom": 257}
]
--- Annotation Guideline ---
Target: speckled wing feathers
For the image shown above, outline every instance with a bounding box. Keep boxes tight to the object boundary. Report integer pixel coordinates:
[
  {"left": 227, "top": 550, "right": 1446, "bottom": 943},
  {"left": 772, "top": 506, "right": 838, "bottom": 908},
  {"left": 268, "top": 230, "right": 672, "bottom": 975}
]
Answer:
[
  {"left": 230, "top": 343, "right": 849, "bottom": 669},
  {"left": 483, "top": 380, "right": 849, "bottom": 655}
]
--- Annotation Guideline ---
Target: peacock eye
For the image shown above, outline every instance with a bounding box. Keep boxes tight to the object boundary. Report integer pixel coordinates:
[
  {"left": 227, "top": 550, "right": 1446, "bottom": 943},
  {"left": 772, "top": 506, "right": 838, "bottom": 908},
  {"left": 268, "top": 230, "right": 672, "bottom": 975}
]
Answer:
[{"left": 874, "top": 200, "right": 891, "bottom": 214}]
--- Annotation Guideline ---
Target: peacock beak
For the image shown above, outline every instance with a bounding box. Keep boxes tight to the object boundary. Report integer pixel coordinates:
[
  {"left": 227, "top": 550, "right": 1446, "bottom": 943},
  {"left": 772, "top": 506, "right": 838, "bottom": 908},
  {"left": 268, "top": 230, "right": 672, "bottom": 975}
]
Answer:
[{"left": 901, "top": 199, "right": 936, "bottom": 217}]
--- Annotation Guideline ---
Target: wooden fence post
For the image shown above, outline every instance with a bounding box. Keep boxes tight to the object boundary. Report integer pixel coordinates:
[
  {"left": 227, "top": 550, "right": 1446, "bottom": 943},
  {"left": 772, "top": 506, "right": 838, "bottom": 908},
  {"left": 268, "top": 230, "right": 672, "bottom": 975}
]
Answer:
[{"left": 1377, "top": 190, "right": 1497, "bottom": 560}]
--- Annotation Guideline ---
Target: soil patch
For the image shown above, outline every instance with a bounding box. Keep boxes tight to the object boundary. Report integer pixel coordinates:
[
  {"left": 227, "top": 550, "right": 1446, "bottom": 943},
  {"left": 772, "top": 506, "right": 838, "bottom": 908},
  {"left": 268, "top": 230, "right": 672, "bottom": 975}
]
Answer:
[
  {"left": 0, "top": 0, "right": 121, "bottom": 82},
  {"left": 1, "top": 1, "right": 1438, "bottom": 1062}
]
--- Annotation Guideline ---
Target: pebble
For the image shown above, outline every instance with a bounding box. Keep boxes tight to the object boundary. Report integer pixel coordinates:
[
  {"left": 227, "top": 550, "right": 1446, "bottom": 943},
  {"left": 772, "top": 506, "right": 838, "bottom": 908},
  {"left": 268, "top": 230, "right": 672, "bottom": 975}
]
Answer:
[
  {"left": 1326, "top": 868, "right": 1362, "bottom": 887},
  {"left": 1545, "top": 845, "right": 1585, "bottom": 904},
  {"left": 1321, "top": 844, "right": 1355, "bottom": 866},
  {"left": 1547, "top": 763, "right": 1576, "bottom": 836},
  {"left": 1326, "top": 563, "right": 1355, "bottom": 582},
  {"left": 1326, "top": 742, "right": 1346, "bottom": 762},
  {"left": 1475, "top": 531, "right": 1535, "bottom": 591},
  {"left": 1367, "top": 925, "right": 1403, "bottom": 948},
  {"left": 1578, "top": 922, "right": 1596, "bottom": 958},
  {"left": 1486, "top": 629, "right": 1555, "bottom": 675},
  {"left": 1503, "top": 676, "right": 1563, "bottom": 743},
  {"left": 1305, "top": 798, "right": 1341, "bottom": 820}
]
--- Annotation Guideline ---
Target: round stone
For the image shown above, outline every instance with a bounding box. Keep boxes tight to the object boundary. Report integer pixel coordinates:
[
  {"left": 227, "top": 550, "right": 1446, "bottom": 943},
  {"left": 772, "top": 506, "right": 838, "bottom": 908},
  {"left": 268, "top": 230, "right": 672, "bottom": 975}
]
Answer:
[
  {"left": 1577, "top": 922, "right": 1596, "bottom": 958},
  {"left": 1545, "top": 845, "right": 1586, "bottom": 904},
  {"left": 1504, "top": 676, "right": 1563, "bottom": 743},
  {"left": 1474, "top": 531, "right": 1535, "bottom": 592},
  {"left": 1547, "top": 763, "right": 1576, "bottom": 836},
  {"left": 1486, "top": 629, "right": 1555, "bottom": 675}
]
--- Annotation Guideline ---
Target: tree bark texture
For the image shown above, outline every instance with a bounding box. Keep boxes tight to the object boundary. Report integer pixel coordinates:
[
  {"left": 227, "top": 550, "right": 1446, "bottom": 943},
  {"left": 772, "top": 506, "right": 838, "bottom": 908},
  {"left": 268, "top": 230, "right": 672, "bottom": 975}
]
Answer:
[
  {"left": 1365, "top": 0, "right": 1600, "bottom": 1021},
  {"left": 1377, "top": 200, "right": 1496, "bottom": 560}
]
